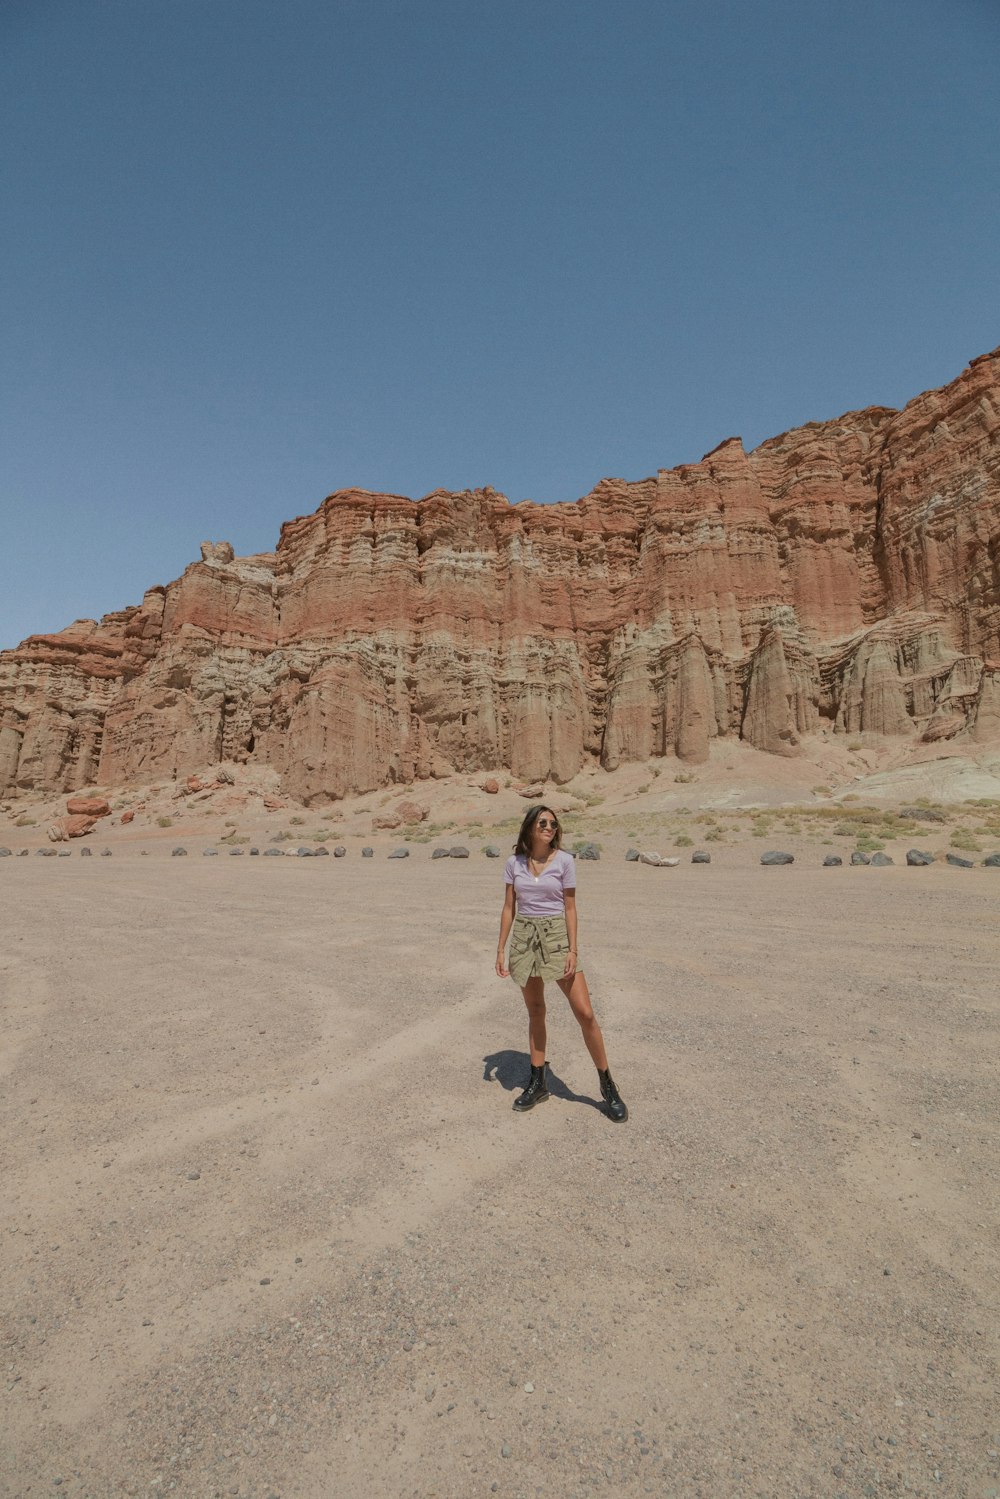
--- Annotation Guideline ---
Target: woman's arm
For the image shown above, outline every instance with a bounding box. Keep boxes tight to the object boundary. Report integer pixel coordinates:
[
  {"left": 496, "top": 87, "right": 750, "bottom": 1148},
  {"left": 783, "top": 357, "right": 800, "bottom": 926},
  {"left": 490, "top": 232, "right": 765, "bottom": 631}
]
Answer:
[
  {"left": 496, "top": 884, "right": 516, "bottom": 977},
  {"left": 563, "top": 888, "right": 578, "bottom": 976}
]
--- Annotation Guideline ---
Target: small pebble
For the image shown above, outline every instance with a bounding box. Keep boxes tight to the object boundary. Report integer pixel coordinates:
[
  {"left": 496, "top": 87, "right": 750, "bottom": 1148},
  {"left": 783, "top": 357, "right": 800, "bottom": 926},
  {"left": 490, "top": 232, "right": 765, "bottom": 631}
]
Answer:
[
  {"left": 186, "top": 1171, "right": 200, "bottom": 1181},
  {"left": 501, "top": 1443, "right": 512, "bottom": 1458},
  {"left": 523, "top": 1382, "right": 534, "bottom": 1393},
  {"left": 259, "top": 1277, "right": 271, "bottom": 1286}
]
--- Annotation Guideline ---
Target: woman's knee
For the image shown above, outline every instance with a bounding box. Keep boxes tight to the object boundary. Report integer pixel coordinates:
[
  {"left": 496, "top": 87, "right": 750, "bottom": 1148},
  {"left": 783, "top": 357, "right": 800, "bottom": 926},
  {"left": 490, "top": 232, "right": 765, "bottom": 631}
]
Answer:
[{"left": 559, "top": 978, "right": 594, "bottom": 1025}]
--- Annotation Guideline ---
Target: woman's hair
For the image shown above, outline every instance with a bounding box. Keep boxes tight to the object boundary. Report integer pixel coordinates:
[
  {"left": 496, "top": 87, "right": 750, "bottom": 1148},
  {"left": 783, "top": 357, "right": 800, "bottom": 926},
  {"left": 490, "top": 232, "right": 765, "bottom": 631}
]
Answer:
[{"left": 514, "top": 804, "right": 563, "bottom": 857}]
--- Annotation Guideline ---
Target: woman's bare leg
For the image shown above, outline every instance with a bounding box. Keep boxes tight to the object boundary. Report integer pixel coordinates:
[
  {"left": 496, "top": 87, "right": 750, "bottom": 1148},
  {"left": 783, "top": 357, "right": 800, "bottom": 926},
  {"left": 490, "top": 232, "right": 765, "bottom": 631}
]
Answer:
[
  {"left": 556, "top": 971, "right": 609, "bottom": 1071},
  {"left": 521, "top": 977, "right": 547, "bottom": 1065}
]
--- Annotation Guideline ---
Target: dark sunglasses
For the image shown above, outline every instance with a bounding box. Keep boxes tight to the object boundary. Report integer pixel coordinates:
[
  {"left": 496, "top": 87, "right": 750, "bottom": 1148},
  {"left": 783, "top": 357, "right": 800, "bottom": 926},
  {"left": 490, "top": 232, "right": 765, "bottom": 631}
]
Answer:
[{"left": 536, "top": 818, "right": 558, "bottom": 830}]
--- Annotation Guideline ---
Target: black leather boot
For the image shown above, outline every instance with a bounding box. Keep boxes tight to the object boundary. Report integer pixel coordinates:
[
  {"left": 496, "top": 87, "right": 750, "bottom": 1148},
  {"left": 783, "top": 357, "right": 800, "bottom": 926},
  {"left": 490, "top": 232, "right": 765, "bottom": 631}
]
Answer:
[
  {"left": 513, "top": 1063, "right": 549, "bottom": 1112},
  {"left": 598, "top": 1068, "right": 628, "bottom": 1122}
]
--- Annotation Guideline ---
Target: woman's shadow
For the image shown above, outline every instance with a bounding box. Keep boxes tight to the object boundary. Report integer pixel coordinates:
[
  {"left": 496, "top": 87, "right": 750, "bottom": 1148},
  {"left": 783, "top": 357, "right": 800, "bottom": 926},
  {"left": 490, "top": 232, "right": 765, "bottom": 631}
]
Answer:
[{"left": 482, "top": 1049, "right": 604, "bottom": 1112}]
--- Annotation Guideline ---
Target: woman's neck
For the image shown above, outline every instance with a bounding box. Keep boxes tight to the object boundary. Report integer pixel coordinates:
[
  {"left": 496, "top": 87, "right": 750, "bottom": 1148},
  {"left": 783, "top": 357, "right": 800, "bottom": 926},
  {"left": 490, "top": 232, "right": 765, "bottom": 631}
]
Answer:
[{"left": 529, "top": 843, "right": 553, "bottom": 862}]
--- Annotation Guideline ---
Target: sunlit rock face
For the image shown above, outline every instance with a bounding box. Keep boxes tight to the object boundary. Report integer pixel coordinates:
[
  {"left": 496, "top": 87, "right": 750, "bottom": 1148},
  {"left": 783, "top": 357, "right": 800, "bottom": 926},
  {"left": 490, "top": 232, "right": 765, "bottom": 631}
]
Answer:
[{"left": 2, "top": 348, "right": 999, "bottom": 800}]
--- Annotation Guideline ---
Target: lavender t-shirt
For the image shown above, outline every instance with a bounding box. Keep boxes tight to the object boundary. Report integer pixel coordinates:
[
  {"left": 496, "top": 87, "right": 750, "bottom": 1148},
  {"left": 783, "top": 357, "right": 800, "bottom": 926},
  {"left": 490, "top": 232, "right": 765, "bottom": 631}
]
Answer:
[{"left": 503, "top": 850, "right": 576, "bottom": 918}]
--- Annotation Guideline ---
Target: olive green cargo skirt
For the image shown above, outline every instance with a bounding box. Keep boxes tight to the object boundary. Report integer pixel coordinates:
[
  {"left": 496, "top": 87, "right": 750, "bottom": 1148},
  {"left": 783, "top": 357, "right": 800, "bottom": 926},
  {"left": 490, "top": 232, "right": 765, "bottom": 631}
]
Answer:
[{"left": 507, "top": 914, "right": 583, "bottom": 986}]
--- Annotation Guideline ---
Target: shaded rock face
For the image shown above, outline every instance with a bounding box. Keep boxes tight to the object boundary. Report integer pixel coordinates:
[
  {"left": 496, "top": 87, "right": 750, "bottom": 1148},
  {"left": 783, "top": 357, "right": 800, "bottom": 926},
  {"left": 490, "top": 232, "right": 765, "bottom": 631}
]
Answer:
[{"left": 2, "top": 350, "right": 1000, "bottom": 800}]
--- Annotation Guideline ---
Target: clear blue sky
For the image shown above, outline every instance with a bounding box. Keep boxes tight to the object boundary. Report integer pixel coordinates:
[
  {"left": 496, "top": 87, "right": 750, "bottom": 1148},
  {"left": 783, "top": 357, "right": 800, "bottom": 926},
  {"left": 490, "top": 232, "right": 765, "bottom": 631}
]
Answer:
[{"left": 1, "top": 0, "right": 998, "bottom": 650}]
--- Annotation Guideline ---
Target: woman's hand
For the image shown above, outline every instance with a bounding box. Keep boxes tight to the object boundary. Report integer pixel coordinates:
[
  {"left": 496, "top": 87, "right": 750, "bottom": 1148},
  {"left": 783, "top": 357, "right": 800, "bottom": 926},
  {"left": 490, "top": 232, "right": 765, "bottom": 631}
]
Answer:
[
  {"left": 496, "top": 950, "right": 509, "bottom": 978},
  {"left": 563, "top": 949, "right": 577, "bottom": 978}
]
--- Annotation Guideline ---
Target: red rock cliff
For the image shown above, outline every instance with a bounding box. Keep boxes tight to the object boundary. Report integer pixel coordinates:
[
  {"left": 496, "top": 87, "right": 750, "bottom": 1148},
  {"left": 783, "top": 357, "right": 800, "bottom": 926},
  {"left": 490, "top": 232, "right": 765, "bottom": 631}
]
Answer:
[{"left": 2, "top": 350, "right": 999, "bottom": 800}]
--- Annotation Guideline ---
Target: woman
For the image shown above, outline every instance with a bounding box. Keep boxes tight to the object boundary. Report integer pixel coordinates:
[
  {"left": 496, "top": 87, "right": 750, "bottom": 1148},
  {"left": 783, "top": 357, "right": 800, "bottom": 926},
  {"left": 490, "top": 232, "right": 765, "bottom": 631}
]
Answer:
[{"left": 495, "top": 804, "right": 628, "bottom": 1121}]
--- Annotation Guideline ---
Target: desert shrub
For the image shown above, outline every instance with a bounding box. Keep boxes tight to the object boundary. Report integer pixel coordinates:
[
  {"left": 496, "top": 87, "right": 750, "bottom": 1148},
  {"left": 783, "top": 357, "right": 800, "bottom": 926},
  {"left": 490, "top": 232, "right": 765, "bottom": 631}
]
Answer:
[
  {"left": 15, "top": 816, "right": 35, "bottom": 826},
  {"left": 704, "top": 829, "right": 723, "bottom": 842},
  {"left": 847, "top": 741, "right": 863, "bottom": 751},
  {"left": 950, "top": 828, "right": 981, "bottom": 852},
  {"left": 812, "top": 784, "right": 832, "bottom": 795},
  {"left": 582, "top": 793, "right": 604, "bottom": 807},
  {"left": 674, "top": 772, "right": 696, "bottom": 784},
  {"left": 855, "top": 835, "right": 885, "bottom": 852},
  {"left": 311, "top": 830, "right": 331, "bottom": 841},
  {"left": 156, "top": 816, "right": 173, "bottom": 828},
  {"left": 636, "top": 784, "right": 650, "bottom": 795},
  {"left": 290, "top": 815, "right": 305, "bottom": 826},
  {"left": 674, "top": 834, "right": 694, "bottom": 847}
]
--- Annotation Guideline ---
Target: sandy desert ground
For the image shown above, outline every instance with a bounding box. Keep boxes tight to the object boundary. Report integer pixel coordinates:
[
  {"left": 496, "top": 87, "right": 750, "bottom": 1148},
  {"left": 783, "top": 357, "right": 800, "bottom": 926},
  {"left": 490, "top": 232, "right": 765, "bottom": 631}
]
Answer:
[{"left": 2, "top": 806, "right": 999, "bottom": 1499}]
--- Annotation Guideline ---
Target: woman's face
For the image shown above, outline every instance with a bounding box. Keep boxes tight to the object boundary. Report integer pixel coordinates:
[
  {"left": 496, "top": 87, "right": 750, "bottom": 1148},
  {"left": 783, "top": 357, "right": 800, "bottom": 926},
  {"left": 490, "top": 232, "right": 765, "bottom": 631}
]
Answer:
[{"left": 534, "top": 811, "right": 558, "bottom": 847}]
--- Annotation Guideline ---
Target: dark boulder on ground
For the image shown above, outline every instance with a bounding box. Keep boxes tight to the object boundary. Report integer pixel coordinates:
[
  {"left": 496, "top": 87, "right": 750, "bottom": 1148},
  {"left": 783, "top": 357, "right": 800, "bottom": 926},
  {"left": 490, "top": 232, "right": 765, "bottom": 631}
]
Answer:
[
  {"left": 850, "top": 851, "right": 871, "bottom": 865},
  {"left": 80, "top": 846, "right": 92, "bottom": 856},
  {"left": 449, "top": 846, "right": 470, "bottom": 858},
  {"left": 297, "top": 847, "right": 315, "bottom": 857},
  {"left": 577, "top": 843, "right": 600, "bottom": 860},
  {"left": 229, "top": 847, "right": 244, "bottom": 855},
  {"left": 946, "top": 853, "right": 974, "bottom": 868},
  {"left": 906, "top": 849, "right": 935, "bottom": 866},
  {"left": 333, "top": 846, "right": 346, "bottom": 857},
  {"left": 625, "top": 848, "right": 640, "bottom": 862},
  {"left": 203, "top": 849, "right": 218, "bottom": 857},
  {"left": 37, "top": 848, "right": 57, "bottom": 856},
  {"left": 432, "top": 848, "right": 450, "bottom": 859},
  {"left": 900, "top": 807, "right": 946, "bottom": 823},
  {"left": 171, "top": 847, "right": 188, "bottom": 857},
  {"left": 100, "top": 848, "right": 112, "bottom": 857},
  {"left": 362, "top": 847, "right": 374, "bottom": 858},
  {"left": 760, "top": 851, "right": 794, "bottom": 865},
  {"left": 0, "top": 847, "right": 12, "bottom": 856},
  {"left": 388, "top": 847, "right": 409, "bottom": 858},
  {"left": 691, "top": 851, "right": 711, "bottom": 864},
  {"left": 263, "top": 848, "right": 284, "bottom": 856},
  {"left": 823, "top": 854, "right": 843, "bottom": 866},
  {"left": 249, "top": 847, "right": 259, "bottom": 855},
  {"left": 984, "top": 852, "right": 1000, "bottom": 867},
  {"left": 870, "top": 852, "right": 894, "bottom": 866},
  {"left": 18, "top": 848, "right": 29, "bottom": 855},
  {"left": 314, "top": 845, "right": 330, "bottom": 856},
  {"left": 483, "top": 844, "right": 502, "bottom": 858}
]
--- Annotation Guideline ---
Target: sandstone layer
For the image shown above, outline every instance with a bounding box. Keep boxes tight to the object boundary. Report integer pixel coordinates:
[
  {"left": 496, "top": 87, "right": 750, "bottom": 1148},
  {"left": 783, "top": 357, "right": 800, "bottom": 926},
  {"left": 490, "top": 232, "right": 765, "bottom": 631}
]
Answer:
[{"left": 2, "top": 349, "right": 999, "bottom": 801}]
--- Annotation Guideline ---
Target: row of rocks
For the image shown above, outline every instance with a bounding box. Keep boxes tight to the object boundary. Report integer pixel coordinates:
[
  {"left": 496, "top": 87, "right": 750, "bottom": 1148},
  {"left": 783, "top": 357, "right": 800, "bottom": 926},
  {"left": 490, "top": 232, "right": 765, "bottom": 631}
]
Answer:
[
  {"left": 5, "top": 845, "right": 1000, "bottom": 868},
  {"left": 0, "top": 846, "right": 115, "bottom": 857},
  {"left": 776, "top": 849, "right": 1000, "bottom": 868}
]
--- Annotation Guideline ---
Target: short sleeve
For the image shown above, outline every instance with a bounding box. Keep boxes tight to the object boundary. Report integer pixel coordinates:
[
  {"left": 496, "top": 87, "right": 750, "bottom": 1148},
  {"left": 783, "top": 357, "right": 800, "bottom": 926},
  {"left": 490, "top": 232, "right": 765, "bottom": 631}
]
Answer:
[
  {"left": 560, "top": 851, "right": 576, "bottom": 891},
  {"left": 503, "top": 855, "right": 516, "bottom": 885}
]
